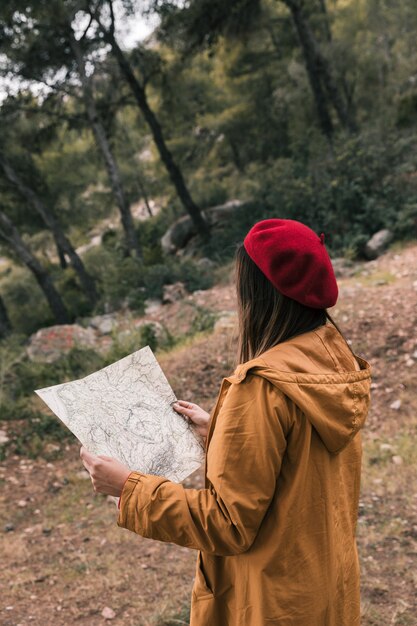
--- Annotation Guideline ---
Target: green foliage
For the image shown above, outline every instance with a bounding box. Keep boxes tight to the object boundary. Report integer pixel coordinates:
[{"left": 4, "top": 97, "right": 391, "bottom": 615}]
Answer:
[
  {"left": 12, "top": 348, "right": 104, "bottom": 400},
  {"left": 245, "top": 132, "right": 417, "bottom": 257},
  {"left": 104, "top": 324, "right": 165, "bottom": 362},
  {"left": 0, "top": 267, "right": 54, "bottom": 335},
  {"left": 188, "top": 304, "right": 218, "bottom": 334},
  {"left": 393, "top": 202, "right": 417, "bottom": 240},
  {"left": 139, "top": 323, "right": 159, "bottom": 352},
  {"left": 11, "top": 413, "right": 71, "bottom": 459}
]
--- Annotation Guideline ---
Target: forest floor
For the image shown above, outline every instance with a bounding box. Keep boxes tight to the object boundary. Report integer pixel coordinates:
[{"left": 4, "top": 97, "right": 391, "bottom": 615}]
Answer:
[{"left": 1, "top": 241, "right": 417, "bottom": 626}]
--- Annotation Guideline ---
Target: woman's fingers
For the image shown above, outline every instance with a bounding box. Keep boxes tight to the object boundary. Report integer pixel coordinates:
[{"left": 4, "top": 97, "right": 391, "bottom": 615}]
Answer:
[
  {"left": 175, "top": 400, "right": 194, "bottom": 409},
  {"left": 80, "top": 446, "right": 96, "bottom": 471},
  {"left": 172, "top": 401, "right": 193, "bottom": 415}
]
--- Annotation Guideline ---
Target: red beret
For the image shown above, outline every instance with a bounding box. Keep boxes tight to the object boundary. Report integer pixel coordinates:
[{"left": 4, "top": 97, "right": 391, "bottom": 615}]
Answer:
[{"left": 243, "top": 219, "right": 338, "bottom": 309}]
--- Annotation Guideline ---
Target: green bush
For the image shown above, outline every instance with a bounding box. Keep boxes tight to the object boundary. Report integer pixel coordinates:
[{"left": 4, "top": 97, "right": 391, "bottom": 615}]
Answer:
[
  {"left": 0, "top": 267, "right": 54, "bottom": 335},
  {"left": 393, "top": 202, "right": 417, "bottom": 240},
  {"left": 12, "top": 348, "right": 104, "bottom": 399},
  {"left": 11, "top": 413, "right": 71, "bottom": 459},
  {"left": 188, "top": 304, "right": 218, "bottom": 334},
  {"left": 247, "top": 131, "right": 417, "bottom": 257},
  {"left": 83, "top": 246, "right": 147, "bottom": 312},
  {"left": 142, "top": 258, "right": 214, "bottom": 300}
]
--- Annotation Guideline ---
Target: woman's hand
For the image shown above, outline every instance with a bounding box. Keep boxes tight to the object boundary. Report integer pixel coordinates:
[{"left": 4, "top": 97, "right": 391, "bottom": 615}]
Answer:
[
  {"left": 172, "top": 400, "right": 211, "bottom": 439},
  {"left": 80, "top": 446, "right": 131, "bottom": 497}
]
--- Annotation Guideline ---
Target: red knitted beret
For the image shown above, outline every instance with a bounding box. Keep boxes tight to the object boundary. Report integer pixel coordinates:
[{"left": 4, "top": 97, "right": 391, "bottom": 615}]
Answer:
[{"left": 243, "top": 219, "right": 338, "bottom": 309}]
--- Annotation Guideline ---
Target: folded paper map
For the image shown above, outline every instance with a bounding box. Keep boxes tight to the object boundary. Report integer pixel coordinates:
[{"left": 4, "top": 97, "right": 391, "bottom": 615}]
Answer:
[{"left": 35, "top": 346, "right": 205, "bottom": 482}]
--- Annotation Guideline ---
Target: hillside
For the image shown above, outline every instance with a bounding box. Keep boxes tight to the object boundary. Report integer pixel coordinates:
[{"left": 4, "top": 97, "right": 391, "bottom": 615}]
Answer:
[{"left": 0, "top": 241, "right": 417, "bottom": 626}]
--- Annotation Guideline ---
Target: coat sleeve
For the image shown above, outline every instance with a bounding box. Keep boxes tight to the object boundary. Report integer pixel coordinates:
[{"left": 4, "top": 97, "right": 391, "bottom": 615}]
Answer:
[{"left": 117, "top": 374, "right": 290, "bottom": 556}]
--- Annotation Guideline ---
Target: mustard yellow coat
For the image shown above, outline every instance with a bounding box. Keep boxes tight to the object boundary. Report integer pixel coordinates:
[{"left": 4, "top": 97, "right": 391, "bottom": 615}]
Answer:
[{"left": 118, "top": 323, "right": 371, "bottom": 625}]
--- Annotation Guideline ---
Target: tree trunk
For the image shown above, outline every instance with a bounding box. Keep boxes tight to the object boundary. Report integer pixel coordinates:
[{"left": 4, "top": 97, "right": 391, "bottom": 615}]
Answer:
[
  {"left": 56, "top": 241, "right": 68, "bottom": 269},
  {"left": 0, "top": 209, "right": 70, "bottom": 324},
  {"left": 318, "top": 0, "right": 332, "bottom": 43},
  {"left": 102, "top": 29, "right": 210, "bottom": 239},
  {"left": 0, "top": 294, "right": 12, "bottom": 338},
  {"left": 0, "top": 154, "right": 98, "bottom": 305},
  {"left": 282, "top": 0, "right": 356, "bottom": 134},
  {"left": 68, "top": 32, "right": 142, "bottom": 259}
]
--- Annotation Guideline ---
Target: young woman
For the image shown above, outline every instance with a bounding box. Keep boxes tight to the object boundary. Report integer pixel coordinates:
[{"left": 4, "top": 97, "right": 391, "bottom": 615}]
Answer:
[{"left": 81, "top": 218, "right": 371, "bottom": 626}]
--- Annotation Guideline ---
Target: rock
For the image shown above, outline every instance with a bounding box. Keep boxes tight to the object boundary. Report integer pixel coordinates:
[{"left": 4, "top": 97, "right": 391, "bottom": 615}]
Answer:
[
  {"left": 101, "top": 607, "right": 116, "bottom": 620},
  {"left": 17, "top": 499, "right": 27, "bottom": 508},
  {"left": 392, "top": 455, "right": 403, "bottom": 465},
  {"left": 390, "top": 399, "right": 401, "bottom": 410},
  {"left": 162, "top": 282, "right": 187, "bottom": 304},
  {"left": 27, "top": 325, "right": 97, "bottom": 363},
  {"left": 380, "top": 443, "right": 395, "bottom": 452},
  {"left": 144, "top": 298, "right": 163, "bottom": 315},
  {"left": 161, "top": 214, "right": 196, "bottom": 254},
  {"left": 364, "top": 229, "right": 393, "bottom": 260},
  {"left": 161, "top": 200, "right": 245, "bottom": 254},
  {"left": 0, "top": 429, "right": 9, "bottom": 444},
  {"left": 87, "top": 314, "right": 117, "bottom": 335}
]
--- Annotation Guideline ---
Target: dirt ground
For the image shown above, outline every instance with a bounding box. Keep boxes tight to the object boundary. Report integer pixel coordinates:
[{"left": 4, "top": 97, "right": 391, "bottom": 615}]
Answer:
[{"left": 1, "top": 242, "right": 417, "bottom": 626}]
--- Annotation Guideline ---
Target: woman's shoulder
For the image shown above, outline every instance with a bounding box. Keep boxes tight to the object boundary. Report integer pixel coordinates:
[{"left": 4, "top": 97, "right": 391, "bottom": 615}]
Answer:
[{"left": 228, "top": 323, "right": 366, "bottom": 383}]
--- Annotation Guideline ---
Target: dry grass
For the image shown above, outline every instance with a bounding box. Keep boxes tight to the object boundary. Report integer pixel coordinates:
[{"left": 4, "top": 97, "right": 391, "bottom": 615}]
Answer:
[{"left": 1, "top": 241, "right": 416, "bottom": 625}]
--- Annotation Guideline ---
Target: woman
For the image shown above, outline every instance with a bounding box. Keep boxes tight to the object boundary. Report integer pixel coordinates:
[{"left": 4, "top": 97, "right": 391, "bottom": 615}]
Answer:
[{"left": 81, "top": 218, "right": 372, "bottom": 626}]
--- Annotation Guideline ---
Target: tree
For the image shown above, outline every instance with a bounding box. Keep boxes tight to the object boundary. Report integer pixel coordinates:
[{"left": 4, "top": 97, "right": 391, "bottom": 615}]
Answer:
[
  {"left": 0, "top": 209, "right": 70, "bottom": 324},
  {"left": 0, "top": 153, "right": 98, "bottom": 306},
  {"left": 0, "top": 0, "right": 142, "bottom": 258},
  {"left": 153, "top": 0, "right": 356, "bottom": 139},
  {"left": 67, "top": 26, "right": 143, "bottom": 258},
  {"left": 280, "top": 0, "right": 356, "bottom": 137},
  {"left": 90, "top": 0, "right": 210, "bottom": 238}
]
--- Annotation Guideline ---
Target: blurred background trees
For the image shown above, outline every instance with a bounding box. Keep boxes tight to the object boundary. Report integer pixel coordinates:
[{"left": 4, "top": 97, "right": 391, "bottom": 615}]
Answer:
[{"left": 0, "top": 0, "right": 416, "bottom": 334}]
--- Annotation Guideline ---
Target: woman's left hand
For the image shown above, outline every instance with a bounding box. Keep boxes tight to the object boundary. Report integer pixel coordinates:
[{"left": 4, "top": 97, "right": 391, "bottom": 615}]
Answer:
[{"left": 80, "top": 446, "right": 131, "bottom": 497}]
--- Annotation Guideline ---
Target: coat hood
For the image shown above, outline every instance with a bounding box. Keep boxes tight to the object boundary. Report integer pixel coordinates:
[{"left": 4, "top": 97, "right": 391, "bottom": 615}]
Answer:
[{"left": 226, "top": 323, "right": 371, "bottom": 454}]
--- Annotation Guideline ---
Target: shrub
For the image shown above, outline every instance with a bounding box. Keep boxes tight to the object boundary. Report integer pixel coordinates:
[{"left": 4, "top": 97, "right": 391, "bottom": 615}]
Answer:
[{"left": 0, "top": 267, "right": 54, "bottom": 335}]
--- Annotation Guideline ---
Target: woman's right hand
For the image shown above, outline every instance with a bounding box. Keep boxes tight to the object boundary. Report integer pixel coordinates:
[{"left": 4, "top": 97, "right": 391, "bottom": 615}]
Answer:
[{"left": 172, "top": 400, "right": 211, "bottom": 439}]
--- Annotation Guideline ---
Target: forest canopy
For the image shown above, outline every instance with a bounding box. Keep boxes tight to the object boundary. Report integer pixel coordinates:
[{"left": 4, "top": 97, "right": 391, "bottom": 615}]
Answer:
[{"left": 0, "top": 0, "right": 417, "bottom": 336}]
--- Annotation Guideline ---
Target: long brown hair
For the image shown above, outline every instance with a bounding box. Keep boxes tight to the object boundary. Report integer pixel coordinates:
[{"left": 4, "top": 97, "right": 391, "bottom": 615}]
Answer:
[{"left": 235, "top": 244, "right": 346, "bottom": 363}]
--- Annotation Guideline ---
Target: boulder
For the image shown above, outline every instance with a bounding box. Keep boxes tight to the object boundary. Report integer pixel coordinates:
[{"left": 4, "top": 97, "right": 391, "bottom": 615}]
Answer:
[
  {"left": 161, "top": 200, "right": 245, "bottom": 254},
  {"left": 27, "top": 324, "right": 97, "bottom": 363},
  {"left": 87, "top": 314, "right": 118, "bottom": 335},
  {"left": 364, "top": 229, "right": 393, "bottom": 260}
]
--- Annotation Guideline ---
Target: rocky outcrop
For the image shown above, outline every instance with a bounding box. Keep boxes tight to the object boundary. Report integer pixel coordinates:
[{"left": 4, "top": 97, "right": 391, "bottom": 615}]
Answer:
[{"left": 27, "top": 325, "right": 97, "bottom": 363}]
